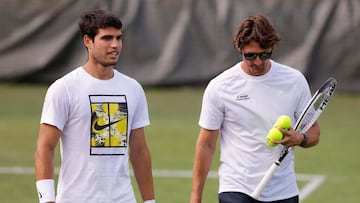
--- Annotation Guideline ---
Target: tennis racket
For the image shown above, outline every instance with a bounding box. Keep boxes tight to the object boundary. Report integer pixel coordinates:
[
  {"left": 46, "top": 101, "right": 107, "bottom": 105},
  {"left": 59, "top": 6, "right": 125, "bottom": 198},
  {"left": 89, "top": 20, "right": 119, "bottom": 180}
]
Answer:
[{"left": 250, "top": 77, "right": 337, "bottom": 199}]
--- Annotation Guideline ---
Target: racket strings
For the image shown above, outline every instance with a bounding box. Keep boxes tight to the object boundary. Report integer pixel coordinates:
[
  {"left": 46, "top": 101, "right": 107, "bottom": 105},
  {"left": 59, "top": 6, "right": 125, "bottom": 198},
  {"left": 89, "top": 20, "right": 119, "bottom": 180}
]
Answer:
[{"left": 297, "top": 90, "right": 330, "bottom": 134}]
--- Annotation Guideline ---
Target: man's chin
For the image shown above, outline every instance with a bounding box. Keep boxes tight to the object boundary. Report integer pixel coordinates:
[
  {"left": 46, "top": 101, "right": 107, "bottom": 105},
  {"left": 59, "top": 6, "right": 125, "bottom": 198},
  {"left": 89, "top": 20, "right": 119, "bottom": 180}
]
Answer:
[
  {"left": 103, "top": 61, "right": 118, "bottom": 67},
  {"left": 249, "top": 67, "right": 265, "bottom": 75}
]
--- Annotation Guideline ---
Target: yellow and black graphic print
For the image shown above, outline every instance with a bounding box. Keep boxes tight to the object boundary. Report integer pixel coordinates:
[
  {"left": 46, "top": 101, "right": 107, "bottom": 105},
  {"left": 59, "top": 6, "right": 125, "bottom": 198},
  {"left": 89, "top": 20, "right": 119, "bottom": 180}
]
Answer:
[{"left": 89, "top": 95, "right": 128, "bottom": 155}]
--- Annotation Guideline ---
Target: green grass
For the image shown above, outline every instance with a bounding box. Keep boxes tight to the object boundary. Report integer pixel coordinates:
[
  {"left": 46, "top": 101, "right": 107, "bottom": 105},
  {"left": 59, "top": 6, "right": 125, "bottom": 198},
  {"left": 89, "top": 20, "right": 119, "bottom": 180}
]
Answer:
[
  {"left": 0, "top": 84, "right": 359, "bottom": 202},
  {"left": 294, "top": 92, "right": 360, "bottom": 203}
]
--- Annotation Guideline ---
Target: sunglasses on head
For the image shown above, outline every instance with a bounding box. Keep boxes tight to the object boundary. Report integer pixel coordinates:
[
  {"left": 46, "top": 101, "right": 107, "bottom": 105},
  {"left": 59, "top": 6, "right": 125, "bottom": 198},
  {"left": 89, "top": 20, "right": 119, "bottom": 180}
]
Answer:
[{"left": 242, "top": 51, "right": 272, "bottom": 60}]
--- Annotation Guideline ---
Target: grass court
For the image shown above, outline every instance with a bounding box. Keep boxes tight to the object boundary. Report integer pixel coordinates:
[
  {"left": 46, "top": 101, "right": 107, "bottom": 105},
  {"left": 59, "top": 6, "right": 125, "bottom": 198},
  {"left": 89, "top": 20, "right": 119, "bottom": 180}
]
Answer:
[{"left": 0, "top": 84, "right": 359, "bottom": 202}]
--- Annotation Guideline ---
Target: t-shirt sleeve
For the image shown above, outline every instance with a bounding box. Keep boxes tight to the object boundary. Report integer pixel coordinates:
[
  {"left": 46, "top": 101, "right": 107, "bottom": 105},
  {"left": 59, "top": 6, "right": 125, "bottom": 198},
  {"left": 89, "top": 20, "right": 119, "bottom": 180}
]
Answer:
[
  {"left": 198, "top": 80, "right": 224, "bottom": 130},
  {"left": 131, "top": 84, "right": 150, "bottom": 130},
  {"left": 40, "top": 80, "right": 70, "bottom": 131}
]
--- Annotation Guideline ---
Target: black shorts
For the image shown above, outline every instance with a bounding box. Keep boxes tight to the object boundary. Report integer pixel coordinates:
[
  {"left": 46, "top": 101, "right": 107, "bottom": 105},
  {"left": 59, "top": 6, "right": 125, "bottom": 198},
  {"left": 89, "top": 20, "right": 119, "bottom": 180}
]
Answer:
[{"left": 218, "top": 192, "right": 299, "bottom": 203}]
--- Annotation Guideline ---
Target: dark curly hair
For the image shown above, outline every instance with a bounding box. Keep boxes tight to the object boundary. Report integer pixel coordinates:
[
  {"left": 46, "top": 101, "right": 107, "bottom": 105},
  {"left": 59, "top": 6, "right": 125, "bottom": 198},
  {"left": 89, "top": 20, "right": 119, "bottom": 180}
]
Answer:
[
  {"left": 78, "top": 9, "right": 122, "bottom": 41},
  {"left": 232, "top": 15, "right": 281, "bottom": 51}
]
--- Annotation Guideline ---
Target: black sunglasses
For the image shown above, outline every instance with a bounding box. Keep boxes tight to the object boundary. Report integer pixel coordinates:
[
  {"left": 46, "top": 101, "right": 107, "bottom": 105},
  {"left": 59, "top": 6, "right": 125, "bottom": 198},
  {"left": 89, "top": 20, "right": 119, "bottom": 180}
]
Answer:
[{"left": 242, "top": 51, "right": 272, "bottom": 60}]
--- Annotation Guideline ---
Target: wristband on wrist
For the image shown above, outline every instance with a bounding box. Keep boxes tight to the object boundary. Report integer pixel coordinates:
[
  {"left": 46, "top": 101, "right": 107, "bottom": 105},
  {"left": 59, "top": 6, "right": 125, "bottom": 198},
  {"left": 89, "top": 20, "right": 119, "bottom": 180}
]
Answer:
[
  {"left": 144, "top": 200, "right": 156, "bottom": 203},
  {"left": 36, "top": 179, "right": 55, "bottom": 203},
  {"left": 299, "top": 134, "right": 308, "bottom": 147}
]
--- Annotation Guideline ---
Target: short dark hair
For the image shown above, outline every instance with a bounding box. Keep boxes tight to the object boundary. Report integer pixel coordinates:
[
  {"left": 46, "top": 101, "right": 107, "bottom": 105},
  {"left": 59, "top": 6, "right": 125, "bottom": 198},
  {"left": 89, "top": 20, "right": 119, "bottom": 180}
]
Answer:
[
  {"left": 232, "top": 15, "right": 281, "bottom": 51},
  {"left": 78, "top": 9, "right": 122, "bottom": 40}
]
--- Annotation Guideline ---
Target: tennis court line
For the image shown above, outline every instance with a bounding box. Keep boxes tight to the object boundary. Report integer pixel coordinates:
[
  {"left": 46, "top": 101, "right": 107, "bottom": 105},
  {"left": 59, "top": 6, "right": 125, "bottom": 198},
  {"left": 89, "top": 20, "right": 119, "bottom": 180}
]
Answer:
[
  {"left": 296, "top": 174, "right": 325, "bottom": 202},
  {"left": 0, "top": 166, "right": 325, "bottom": 202}
]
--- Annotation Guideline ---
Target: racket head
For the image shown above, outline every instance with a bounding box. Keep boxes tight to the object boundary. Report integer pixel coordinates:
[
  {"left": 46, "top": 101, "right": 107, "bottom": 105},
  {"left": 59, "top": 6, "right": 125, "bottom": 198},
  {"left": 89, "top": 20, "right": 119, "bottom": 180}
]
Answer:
[{"left": 294, "top": 77, "right": 337, "bottom": 133}]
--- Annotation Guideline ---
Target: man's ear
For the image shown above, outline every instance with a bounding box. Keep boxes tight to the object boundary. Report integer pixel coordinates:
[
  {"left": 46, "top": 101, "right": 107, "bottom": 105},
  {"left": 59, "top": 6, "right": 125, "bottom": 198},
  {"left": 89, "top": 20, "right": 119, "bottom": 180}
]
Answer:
[{"left": 83, "top": 35, "right": 92, "bottom": 49}]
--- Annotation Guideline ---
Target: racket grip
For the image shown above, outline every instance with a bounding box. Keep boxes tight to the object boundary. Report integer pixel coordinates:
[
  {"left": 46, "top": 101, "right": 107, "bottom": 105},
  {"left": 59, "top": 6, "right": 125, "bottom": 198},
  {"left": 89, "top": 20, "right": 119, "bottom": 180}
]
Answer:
[{"left": 250, "top": 162, "right": 280, "bottom": 199}]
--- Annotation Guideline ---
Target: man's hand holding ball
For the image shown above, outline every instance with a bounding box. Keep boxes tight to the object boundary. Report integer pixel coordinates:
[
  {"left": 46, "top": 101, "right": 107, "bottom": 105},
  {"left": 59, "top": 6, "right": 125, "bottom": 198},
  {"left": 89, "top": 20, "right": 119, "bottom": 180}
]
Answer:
[{"left": 266, "top": 115, "right": 292, "bottom": 147}]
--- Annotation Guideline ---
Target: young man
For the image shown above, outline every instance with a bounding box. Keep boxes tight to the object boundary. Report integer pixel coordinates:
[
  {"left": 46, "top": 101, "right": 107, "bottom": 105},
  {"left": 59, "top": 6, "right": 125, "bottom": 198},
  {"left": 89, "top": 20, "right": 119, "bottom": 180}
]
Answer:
[
  {"left": 34, "top": 9, "right": 155, "bottom": 203},
  {"left": 190, "top": 15, "right": 320, "bottom": 203}
]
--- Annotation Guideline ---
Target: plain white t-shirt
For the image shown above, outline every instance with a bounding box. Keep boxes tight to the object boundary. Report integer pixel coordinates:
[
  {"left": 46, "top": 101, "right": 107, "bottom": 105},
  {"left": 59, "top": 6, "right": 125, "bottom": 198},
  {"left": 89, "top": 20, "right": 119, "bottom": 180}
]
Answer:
[
  {"left": 41, "top": 67, "right": 150, "bottom": 203},
  {"left": 199, "top": 60, "right": 311, "bottom": 201}
]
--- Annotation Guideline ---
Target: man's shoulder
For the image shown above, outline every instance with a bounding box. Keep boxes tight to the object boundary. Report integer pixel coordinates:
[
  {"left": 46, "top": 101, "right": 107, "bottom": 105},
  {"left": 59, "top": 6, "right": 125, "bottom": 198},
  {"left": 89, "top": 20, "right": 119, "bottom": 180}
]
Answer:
[
  {"left": 210, "top": 63, "right": 241, "bottom": 83},
  {"left": 270, "top": 60, "right": 308, "bottom": 89},
  {"left": 47, "top": 67, "right": 82, "bottom": 92},
  {"left": 271, "top": 60, "right": 303, "bottom": 75},
  {"left": 54, "top": 67, "right": 82, "bottom": 82},
  {"left": 113, "top": 69, "right": 143, "bottom": 88}
]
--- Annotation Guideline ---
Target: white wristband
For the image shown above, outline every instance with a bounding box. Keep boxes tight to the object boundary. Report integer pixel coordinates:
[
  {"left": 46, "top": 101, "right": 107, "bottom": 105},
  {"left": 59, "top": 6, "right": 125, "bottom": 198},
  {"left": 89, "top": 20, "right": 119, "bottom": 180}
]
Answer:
[
  {"left": 36, "top": 179, "right": 55, "bottom": 203},
  {"left": 144, "top": 200, "right": 155, "bottom": 203}
]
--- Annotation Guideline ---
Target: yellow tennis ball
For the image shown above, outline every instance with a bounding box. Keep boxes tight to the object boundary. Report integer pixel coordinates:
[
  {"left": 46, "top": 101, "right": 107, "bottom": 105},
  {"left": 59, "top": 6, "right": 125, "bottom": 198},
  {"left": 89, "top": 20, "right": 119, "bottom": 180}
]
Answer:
[
  {"left": 274, "top": 115, "right": 291, "bottom": 130},
  {"left": 266, "top": 128, "right": 283, "bottom": 147}
]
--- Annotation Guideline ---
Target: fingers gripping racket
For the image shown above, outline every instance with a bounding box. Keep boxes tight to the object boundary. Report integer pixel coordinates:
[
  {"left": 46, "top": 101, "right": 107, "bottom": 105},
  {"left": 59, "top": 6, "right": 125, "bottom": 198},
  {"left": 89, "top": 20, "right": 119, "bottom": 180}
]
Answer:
[{"left": 250, "top": 77, "right": 337, "bottom": 200}]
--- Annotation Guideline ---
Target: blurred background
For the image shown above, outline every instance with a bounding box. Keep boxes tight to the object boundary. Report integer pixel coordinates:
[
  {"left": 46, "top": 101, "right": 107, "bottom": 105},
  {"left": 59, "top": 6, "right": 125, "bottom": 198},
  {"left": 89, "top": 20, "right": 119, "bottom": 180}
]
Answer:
[
  {"left": 0, "top": 0, "right": 359, "bottom": 91},
  {"left": 0, "top": 0, "right": 359, "bottom": 202}
]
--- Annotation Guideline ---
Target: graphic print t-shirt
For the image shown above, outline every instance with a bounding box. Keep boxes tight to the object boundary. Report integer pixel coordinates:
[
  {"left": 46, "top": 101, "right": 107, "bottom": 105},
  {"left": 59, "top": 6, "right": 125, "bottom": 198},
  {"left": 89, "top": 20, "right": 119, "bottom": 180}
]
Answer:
[
  {"left": 40, "top": 67, "right": 150, "bottom": 203},
  {"left": 89, "top": 95, "right": 129, "bottom": 155}
]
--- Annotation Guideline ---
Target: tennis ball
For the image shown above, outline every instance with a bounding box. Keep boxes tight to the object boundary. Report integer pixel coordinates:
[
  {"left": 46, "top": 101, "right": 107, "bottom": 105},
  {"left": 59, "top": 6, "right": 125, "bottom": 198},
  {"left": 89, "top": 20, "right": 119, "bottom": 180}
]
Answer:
[
  {"left": 266, "top": 128, "right": 283, "bottom": 147},
  {"left": 274, "top": 115, "right": 291, "bottom": 130}
]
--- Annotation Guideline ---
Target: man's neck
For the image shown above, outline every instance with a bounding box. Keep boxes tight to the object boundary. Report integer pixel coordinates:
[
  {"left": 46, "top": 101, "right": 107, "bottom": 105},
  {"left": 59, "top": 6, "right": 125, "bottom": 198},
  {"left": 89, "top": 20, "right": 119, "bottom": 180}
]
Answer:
[{"left": 82, "top": 63, "right": 114, "bottom": 80}]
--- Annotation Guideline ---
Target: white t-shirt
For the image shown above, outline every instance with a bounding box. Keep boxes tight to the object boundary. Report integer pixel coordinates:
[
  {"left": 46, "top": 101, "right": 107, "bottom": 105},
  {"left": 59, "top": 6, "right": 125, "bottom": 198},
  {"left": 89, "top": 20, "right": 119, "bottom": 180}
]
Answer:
[
  {"left": 40, "top": 67, "right": 150, "bottom": 203},
  {"left": 199, "top": 60, "right": 311, "bottom": 201}
]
